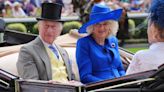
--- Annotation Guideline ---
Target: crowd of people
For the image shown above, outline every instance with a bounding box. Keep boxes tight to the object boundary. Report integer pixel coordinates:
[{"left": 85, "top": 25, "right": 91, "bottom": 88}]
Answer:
[
  {"left": 89, "top": 0, "right": 152, "bottom": 13},
  {"left": 0, "top": 0, "right": 76, "bottom": 17},
  {"left": 0, "top": 0, "right": 152, "bottom": 18}
]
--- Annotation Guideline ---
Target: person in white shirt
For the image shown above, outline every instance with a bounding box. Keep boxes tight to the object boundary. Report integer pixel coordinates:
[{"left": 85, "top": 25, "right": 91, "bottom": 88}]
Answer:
[
  {"left": 12, "top": 2, "right": 27, "bottom": 17},
  {"left": 126, "top": 0, "right": 164, "bottom": 75}
]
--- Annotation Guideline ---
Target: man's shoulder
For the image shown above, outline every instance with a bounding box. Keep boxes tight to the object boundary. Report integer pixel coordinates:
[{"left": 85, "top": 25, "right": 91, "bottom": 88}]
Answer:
[
  {"left": 20, "top": 38, "right": 40, "bottom": 50},
  {"left": 135, "top": 49, "right": 149, "bottom": 55},
  {"left": 134, "top": 49, "right": 150, "bottom": 59},
  {"left": 22, "top": 40, "right": 35, "bottom": 48}
]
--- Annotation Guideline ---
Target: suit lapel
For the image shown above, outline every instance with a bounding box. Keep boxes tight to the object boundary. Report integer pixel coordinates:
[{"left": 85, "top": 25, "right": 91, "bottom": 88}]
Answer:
[{"left": 34, "top": 37, "right": 52, "bottom": 80}]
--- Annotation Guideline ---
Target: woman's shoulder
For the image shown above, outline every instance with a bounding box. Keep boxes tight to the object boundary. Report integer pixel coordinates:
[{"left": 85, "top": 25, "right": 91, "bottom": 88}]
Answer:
[
  {"left": 106, "top": 36, "right": 119, "bottom": 47},
  {"left": 108, "top": 36, "right": 118, "bottom": 42},
  {"left": 78, "top": 35, "right": 92, "bottom": 42},
  {"left": 76, "top": 35, "right": 92, "bottom": 49}
]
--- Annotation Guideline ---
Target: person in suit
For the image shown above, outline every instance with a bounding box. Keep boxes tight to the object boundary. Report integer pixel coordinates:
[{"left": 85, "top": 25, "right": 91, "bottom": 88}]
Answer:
[
  {"left": 17, "top": 2, "right": 81, "bottom": 85},
  {"left": 76, "top": 3, "right": 125, "bottom": 84},
  {"left": 126, "top": 0, "right": 164, "bottom": 75}
]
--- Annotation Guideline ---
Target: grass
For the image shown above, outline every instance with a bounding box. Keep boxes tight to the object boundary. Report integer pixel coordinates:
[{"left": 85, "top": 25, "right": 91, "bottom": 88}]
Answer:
[{"left": 126, "top": 47, "right": 148, "bottom": 53}]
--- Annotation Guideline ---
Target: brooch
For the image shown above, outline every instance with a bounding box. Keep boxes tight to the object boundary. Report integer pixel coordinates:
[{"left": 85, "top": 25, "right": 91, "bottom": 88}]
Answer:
[{"left": 111, "top": 43, "right": 115, "bottom": 48}]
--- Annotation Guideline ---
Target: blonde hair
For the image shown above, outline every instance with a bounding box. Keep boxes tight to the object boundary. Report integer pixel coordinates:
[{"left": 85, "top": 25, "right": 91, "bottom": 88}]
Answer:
[{"left": 87, "top": 20, "right": 119, "bottom": 37}]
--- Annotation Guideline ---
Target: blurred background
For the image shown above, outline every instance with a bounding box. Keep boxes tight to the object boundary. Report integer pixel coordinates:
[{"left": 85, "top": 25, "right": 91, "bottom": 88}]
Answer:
[{"left": 0, "top": 0, "right": 152, "bottom": 53}]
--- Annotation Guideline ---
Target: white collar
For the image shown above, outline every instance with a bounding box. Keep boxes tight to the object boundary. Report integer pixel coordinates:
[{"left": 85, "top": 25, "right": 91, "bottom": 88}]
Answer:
[
  {"left": 150, "top": 42, "right": 164, "bottom": 50},
  {"left": 39, "top": 36, "right": 62, "bottom": 60}
]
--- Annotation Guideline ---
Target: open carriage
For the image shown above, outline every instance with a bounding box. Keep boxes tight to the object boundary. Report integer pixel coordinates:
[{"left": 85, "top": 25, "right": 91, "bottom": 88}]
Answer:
[{"left": 0, "top": 29, "right": 163, "bottom": 92}]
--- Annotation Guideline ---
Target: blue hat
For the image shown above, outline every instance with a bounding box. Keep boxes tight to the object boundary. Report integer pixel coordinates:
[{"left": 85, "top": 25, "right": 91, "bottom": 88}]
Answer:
[
  {"left": 149, "top": 0, "right": 164, "bottom": 29},
  {"left": 79, "top": 4, "right": 123, "bottom": 33}
]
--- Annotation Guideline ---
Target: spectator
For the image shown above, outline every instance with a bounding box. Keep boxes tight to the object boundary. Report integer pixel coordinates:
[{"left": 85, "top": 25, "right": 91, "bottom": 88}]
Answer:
[
  {"left": 12, "top": 2, "right": 27, "bottom": 17},
  {"left": 130, "top": 0, "right": 144, "bottom": 12},
  {"left": 3, "top": 0, "right": 13, "bottom": 17},
  {"left": 22, "top": 0, "right": 37, "bottom": 16},
  {"left": 117, "top": 7, "right": 129, "bottom": 46},
  {"left": 0, "top": 0, "right": 4, "bottom": 17},
  {"left": 31, "top": 0, "right": 42, "bottom": 7},
  {"left": 62, "top": 0, "right": 76, "bottom": 16}
]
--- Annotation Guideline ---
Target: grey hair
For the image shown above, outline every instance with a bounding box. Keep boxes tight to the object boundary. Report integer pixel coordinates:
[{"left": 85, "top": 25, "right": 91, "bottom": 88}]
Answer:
[{"left": 86, "top": 20, "right": 119, "bottom": 37}]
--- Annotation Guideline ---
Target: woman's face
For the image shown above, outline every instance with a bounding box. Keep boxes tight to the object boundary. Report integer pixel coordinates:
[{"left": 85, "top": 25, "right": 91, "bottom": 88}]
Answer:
[{"left": 92, "top": 21, "right": 111, "bottom": 39}]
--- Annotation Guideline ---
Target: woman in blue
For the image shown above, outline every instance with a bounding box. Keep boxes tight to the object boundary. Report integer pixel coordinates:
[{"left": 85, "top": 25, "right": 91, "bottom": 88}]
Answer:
[{"left": 76, "top": 3, "right": 125, "bottom": 84}]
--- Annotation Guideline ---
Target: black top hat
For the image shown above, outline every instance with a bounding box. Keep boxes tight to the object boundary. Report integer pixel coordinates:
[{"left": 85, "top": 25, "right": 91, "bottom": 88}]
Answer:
[{"left": 36, "top": 3, "right": 62, "bottom": 22}]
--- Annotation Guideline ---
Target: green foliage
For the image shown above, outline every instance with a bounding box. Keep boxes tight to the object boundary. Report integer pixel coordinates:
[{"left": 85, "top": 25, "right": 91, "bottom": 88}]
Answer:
[
  {"left": 62, "top": 21, "right": 82, "bottom": 35},
  {"left": 23, "top": 22, "right": 36, "bottom": 33},
  {"left": 128, "top": 19, "right": 148, "bottom": 39},
  {"left": 7, "top": 23, "right": 27, "bottom": 33},
  {"left": 133, "top": 18, "right": 144, "bottom": 26},
  {"left": 128, "top": 19, "right": 136, "bottom": 38},
  {"left": 128, "top": 19, "right": 135, "bottom": 30},
  {"left": 31, "top": 23, "right": 39, "bottom": 34},
  {"left": 133, "top": 19, "right": 148, "bottom": 39},
  {"left": 133, "top": 30, "right": 147, "bottom": 39},
  {"left": 126, "top": 47, "right": 148, "bottom": 53}
]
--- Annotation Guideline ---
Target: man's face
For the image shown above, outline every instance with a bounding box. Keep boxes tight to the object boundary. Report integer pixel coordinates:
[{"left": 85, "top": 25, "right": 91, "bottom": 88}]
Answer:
[{"left": 38, "top": 20, "right": 62, "bottom": 44}]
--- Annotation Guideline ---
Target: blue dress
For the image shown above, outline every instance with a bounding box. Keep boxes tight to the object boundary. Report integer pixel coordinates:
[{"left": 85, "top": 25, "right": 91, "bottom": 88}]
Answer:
[{"left": 76, "top": 35, "right": 125, "bottom": 84}]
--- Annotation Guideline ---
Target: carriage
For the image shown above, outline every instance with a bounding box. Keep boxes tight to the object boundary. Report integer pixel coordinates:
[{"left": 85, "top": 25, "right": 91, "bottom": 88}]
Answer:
[{"left": 0, "top": 29, "right": 163, "bottom": 92}]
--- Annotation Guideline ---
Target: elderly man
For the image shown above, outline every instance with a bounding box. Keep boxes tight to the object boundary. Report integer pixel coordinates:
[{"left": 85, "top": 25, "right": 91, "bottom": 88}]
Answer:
[{"left": 17, "top": 2, "right": 80, "bottom": 85}]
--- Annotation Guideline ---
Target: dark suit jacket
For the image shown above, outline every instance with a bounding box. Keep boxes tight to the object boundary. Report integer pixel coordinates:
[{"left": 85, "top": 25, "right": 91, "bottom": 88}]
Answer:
[{"left": 17, "top": 37, "right": 74, "bottom": 80}]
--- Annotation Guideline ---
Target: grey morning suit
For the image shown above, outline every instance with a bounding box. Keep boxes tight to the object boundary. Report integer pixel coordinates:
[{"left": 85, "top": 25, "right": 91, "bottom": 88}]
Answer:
[{"left": 17, "top": 37, "right": 74, "bottom": 80}]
